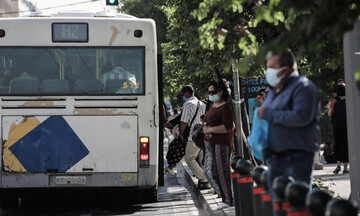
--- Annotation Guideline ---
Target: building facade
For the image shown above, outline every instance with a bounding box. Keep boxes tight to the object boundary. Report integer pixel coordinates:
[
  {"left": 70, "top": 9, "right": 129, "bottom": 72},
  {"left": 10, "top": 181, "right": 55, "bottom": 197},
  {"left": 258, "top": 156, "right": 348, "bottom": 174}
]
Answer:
[{"left": 0, "top": 0, "right": 19, "bottom": 18}]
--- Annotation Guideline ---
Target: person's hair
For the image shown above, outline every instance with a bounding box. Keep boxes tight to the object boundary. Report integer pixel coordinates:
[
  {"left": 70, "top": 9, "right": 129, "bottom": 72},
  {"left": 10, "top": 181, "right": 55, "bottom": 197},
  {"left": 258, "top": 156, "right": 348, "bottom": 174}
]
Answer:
[
  {"left": 279, "top": 49, "right": 297, "bottom": 70},
  {"left": 267, "top": 48, "right": 297, "bottom": 70},
  {"left": 337, "top": 84, "right": 345, "bottom": 96},
  {"left": 208, "top": 80, "right": 230, "bottom": 102},
  {"left": 176, "top": 92, "right": 184, "bottom": 106},
  {"left": 181, "top": 85, "right": 194, "bottom": 95},
  {"left": 337, "top": 79, "right": 345, "bottom": 84}
]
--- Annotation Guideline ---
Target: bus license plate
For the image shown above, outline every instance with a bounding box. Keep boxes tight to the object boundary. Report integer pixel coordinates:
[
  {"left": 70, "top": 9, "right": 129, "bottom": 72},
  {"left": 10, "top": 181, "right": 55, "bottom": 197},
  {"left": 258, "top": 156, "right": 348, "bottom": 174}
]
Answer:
[{"left": 55, "top": 176, "right": 86, "bottom": 185}]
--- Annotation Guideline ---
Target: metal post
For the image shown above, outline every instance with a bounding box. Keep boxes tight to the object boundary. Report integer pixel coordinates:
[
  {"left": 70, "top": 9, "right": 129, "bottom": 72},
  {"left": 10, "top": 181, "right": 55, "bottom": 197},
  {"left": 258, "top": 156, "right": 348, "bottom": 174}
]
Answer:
[
  {"left": 343, "top": 20, "right": 360, "bottom": 206},
  {"left": 157, "top": 54, "right": 164, "bottom": 186},
  {"left": 232, "top": 60, "right": 244, "bottom": 157}
]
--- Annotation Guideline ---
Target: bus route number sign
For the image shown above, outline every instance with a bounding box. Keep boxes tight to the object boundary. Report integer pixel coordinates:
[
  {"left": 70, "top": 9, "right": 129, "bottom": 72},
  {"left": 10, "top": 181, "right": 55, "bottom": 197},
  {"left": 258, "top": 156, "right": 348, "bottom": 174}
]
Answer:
[{"left": 52, "top": 23, "right": 88, "bottom": 42}]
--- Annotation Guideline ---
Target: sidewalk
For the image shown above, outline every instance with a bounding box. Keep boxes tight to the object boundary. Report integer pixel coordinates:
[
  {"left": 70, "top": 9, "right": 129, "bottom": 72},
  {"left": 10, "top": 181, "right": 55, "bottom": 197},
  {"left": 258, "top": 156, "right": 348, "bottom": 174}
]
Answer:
[
  {"left": 177, "top": 156, "right": 351, "bottom": 215},
  {"left": 164, "top": 129, "right": 351, "bottom": 215},
  {"left": 312, "top": 162, "right": 351, "bottom": 199}
]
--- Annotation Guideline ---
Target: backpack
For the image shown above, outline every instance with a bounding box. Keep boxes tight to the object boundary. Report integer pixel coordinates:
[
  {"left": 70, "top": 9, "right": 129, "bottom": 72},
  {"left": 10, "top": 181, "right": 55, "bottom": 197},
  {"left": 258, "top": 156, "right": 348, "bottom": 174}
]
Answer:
[{"left": 331, "top": 96, "right": 347, "bottom": 127}]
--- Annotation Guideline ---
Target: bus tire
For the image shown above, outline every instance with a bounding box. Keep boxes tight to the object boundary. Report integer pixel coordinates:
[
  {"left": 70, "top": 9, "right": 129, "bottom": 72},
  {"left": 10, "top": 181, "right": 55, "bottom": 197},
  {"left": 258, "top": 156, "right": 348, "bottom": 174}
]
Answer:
[
  {"left": 142, "top": 185, "right": 158, "bottom": 203},
  {"left": 0, "top": 195, "right": 18, "bottom": 209}
]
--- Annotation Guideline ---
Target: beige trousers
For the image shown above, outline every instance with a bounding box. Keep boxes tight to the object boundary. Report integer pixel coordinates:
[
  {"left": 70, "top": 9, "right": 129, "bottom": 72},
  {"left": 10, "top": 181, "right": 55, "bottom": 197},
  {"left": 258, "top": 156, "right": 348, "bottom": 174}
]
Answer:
[{"left": 185, "top": 140, "right": 207, "bottom": 182}]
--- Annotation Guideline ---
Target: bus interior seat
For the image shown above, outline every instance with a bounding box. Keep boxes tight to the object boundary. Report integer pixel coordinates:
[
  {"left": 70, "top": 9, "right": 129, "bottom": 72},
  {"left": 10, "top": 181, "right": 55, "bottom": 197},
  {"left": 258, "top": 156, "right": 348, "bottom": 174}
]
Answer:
[
  {"left": 9, "top": 78, "right": 41, "bottom": 94},
  {"left": 74, "top": 79, "right": 103, "bottom": 94},
  {"left": 104, "top": 79, "right": 133, "bottom": 94},
  {"left": 42, "top": 79, "right": 70, "bottom": 94}
]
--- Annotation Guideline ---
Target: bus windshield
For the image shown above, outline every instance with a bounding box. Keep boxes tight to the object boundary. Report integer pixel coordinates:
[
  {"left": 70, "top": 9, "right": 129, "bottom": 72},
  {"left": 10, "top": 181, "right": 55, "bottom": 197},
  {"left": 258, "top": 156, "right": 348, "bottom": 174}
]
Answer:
[{"left": 0, "top": 47, "right": 145, "bottom": 95}]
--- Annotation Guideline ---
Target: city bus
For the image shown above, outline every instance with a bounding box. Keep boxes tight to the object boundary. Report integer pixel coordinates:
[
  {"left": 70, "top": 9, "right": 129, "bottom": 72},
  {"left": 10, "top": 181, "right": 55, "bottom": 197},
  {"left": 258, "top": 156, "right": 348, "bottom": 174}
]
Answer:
[{"left": 0, "top": 11, "right": 159, "bottom": 208}]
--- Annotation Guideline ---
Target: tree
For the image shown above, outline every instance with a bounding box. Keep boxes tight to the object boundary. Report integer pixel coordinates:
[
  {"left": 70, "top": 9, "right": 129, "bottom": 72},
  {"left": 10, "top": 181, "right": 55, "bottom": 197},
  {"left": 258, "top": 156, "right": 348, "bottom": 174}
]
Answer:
[
  {"left": 119, "top": 0, "right": 360, "bottom": 101},
  {"left": 193, "top": 0, "right": 360, "bottom": 100}
]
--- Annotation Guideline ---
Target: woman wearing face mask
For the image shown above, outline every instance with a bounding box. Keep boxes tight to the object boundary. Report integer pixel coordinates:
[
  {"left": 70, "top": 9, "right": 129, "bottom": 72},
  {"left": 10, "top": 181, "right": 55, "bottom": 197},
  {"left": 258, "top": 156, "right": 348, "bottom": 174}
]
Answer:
[{"left": 203, "top": 80, "right": 234, "bottom": 210}]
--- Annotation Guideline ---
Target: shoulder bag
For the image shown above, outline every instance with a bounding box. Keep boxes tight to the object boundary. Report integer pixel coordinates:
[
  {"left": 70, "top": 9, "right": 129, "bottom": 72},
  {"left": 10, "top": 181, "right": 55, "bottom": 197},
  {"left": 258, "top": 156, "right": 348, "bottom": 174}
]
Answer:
[{"left": 183, "top": 101, "right": 200, "bottom": 139}]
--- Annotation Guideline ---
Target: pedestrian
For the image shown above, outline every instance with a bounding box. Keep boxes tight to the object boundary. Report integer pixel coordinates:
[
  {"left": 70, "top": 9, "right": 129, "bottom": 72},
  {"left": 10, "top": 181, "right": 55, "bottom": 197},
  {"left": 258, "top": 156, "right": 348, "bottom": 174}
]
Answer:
[
  {"left": 180, "top": 85, "right": 210, "bottom": 190},
  {"left": 328, "top": 84, "right": 349, "bottom": 174},
  {"left": 258, "top": 49, "right": 321, "bottom": 203},
  {"left": 256, "top": 88, "right": 268, "bottom": 103},
  {"left": 203, "top": 80, "right": 235, "bottom": 210}
]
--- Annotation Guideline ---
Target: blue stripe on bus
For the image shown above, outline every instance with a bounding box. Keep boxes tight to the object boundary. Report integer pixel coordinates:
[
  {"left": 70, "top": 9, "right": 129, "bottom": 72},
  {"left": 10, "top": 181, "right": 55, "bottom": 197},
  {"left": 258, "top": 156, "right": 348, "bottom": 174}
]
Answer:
[{"left": 9, "top": 116, "right": 89, "bottom": 173}]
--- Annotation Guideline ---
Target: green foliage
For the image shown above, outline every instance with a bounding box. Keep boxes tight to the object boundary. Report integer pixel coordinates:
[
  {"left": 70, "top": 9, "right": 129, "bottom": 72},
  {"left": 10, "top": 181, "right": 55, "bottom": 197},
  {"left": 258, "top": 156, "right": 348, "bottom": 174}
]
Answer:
[
  {"left": 118, "top": 0, "right": 360, "bottom": 102},
  {"left": 312, "top": 177, "right": 341, "bottom": 199}
]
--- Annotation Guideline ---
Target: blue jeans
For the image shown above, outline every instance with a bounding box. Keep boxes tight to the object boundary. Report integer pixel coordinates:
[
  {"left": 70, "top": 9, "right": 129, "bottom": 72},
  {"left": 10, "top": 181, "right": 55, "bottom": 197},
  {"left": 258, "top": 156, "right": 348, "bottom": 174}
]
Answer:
[{"left": 267, "top": 151, "right": 314, "bottom": 202}]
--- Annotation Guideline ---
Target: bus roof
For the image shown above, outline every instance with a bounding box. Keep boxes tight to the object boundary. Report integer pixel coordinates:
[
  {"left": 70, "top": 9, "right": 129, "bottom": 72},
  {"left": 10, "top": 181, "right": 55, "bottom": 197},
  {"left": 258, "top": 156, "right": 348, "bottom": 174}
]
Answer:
[{"left": 23, "top": 11, "right": 137, "bottom": 19}]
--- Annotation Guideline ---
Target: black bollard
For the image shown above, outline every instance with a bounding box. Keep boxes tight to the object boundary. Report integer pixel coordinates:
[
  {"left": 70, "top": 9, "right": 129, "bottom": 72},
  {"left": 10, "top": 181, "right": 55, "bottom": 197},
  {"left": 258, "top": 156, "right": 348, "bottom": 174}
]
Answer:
[
  {"left": 273, "top": 176, "right": 294, "bottom": 216},
  {"left": 252, "top": 165, "right": 268, "bottom": 216},
  {"left": 324, "top": 199, "right": 358, "bottom": 216},
  {"left": 285, "top": 181, "right": 310, "bottom": 216},
  {"left": 236, "top": 159, "right": 254, "bottom": 216},
  {"left": 231, "top": 155, "right": 242, "bottom": 216},
  {"left": 260, "top": 170, "right": 274, "bottom": 216},
  {"left": 306, "top": 190, "right": 332, "bottom": 216}
]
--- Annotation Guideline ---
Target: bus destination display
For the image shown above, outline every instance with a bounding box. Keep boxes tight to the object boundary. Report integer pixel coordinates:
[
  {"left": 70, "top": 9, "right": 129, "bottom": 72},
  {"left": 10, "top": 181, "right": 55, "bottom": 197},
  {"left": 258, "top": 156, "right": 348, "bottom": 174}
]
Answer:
[{"left": 52, "top": 23, "right": 88, "bottom": 42}]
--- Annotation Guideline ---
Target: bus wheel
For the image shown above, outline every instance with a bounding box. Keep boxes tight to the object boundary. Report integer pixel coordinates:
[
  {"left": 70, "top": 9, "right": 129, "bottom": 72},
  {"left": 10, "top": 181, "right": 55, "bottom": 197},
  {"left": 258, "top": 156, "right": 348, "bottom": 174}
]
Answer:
[
  {"left": 0, "top": 195, "right": 19, "bottom": 209},
  {"left": 142, "top": 186, "right": 158, "bottom": 203}
]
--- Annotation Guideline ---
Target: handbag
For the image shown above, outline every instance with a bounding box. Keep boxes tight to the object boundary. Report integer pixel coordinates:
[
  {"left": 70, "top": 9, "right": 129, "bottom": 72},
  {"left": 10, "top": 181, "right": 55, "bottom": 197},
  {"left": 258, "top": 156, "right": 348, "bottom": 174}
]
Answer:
[
  {"left": 166, "top": 137, "right": 188, "bottom": 168},
  {"left": 192, "top": 123, "right": 205, "bottom": 149},
  {"left": 247, "top": 107, "right": 270, "bottom": 161},
  {"left": 183, "top": 101, "right": 200, "bottom": 139}
]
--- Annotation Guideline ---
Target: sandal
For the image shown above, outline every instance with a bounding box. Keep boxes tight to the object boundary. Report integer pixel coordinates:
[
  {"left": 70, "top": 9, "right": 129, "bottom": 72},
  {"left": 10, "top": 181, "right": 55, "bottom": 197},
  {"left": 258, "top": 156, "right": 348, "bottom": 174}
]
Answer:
[{"left": 198, "top": 182, "right": 211, "bottom": 190}]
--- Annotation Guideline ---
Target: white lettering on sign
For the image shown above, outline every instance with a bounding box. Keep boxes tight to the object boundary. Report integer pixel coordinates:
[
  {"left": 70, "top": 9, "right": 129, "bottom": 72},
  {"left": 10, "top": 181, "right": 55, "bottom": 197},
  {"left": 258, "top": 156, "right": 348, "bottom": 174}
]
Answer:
[{"left": 62, "top": 25, "right": 79, "bottom": 39}]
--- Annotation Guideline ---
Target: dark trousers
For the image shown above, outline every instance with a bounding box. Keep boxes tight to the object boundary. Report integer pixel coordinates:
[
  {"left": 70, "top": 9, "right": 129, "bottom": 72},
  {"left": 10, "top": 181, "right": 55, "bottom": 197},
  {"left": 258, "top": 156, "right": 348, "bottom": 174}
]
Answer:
[
  {"left": 333, "top": 126, "right": 349, "bottom": 163},
  {"left": 214, "top": 144, "right": 233, "bottom": 206},
  {"left": 267, "top": 151, "right": 314, "bottom": 202}
]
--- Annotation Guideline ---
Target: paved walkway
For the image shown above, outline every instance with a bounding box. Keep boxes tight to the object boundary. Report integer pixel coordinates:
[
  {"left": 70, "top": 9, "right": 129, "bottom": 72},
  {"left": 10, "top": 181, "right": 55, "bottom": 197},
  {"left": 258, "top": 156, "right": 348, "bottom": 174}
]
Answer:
[
  {"left": 312, "top": 162, "right": 351, "bottom": 200},
  {"left": 164, "top": 130, "right": 352, "bottom": 215},
  {"left": 177, "top": 156, "right": 351, "bottom": 215}
]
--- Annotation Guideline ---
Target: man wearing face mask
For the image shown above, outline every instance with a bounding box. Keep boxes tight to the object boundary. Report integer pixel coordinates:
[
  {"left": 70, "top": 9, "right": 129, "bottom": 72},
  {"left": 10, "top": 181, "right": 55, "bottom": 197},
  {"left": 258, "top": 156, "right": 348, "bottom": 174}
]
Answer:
[
  {"left": 258, "top": 49, "right": 321, "bottom": 202},
  {"left": 180, "top": 85, "right": 210, "bottom": 189}
]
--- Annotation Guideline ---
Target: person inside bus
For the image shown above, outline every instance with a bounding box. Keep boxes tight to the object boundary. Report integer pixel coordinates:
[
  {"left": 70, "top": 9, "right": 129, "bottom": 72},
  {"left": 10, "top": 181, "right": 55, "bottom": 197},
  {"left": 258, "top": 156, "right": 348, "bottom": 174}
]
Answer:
[{"left": 101, "top": 60, "right": 137, "bottom": 93}]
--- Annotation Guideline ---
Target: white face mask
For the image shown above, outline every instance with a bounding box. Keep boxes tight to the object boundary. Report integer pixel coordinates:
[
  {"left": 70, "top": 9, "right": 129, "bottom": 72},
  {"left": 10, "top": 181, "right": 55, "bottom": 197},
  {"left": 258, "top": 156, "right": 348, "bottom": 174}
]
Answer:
[
  {"left": 209, "top": 94, "right": 220, "bottom": 103},
  {"left": 266, "top": 67, "right": 284, "bottom": 87}
]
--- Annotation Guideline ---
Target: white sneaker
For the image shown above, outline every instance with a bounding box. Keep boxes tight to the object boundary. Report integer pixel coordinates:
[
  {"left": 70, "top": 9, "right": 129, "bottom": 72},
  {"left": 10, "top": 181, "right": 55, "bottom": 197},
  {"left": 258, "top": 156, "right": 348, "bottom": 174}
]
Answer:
[
  {"left": 164, "top": 167, "right": 176, "bottom": 176},
  {"left": 217, "top": 202, "right": 229, "bottom": 210},
  {"left": 208, "top": 188, "right": 215, "bottom": 194}
]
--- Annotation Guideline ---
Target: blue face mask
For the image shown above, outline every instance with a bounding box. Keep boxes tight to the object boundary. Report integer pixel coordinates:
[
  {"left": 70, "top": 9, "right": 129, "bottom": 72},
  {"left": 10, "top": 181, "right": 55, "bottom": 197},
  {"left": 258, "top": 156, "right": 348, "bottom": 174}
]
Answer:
[
  {"left": 183, "top": 96, "right": 188, "bottom": 102},
  {"left": 266, "top": 67, "right": 284, "bottom": 87},
  {"left": 209, "top": 94, "right": 220, "bottom": 103}
]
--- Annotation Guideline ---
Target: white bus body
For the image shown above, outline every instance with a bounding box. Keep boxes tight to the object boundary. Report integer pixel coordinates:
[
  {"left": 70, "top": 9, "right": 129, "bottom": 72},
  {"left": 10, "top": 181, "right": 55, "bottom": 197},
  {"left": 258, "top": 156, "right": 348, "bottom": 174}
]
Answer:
[{"left": 0, "top": 12, "right": 159, "bottom": 206}]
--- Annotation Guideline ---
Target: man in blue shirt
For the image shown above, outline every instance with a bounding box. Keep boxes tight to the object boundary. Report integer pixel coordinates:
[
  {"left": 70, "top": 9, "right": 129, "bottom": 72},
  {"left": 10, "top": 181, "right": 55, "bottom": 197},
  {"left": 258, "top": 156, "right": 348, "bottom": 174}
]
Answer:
[{"left": 258, "top": 49, "right": 321, "bottom": 202}]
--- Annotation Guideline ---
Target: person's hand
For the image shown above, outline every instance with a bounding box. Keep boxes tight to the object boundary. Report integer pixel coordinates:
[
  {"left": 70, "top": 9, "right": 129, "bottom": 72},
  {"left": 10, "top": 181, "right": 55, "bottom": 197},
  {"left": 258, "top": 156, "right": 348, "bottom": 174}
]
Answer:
[
  {"left": 258, "top": 107, "right": 266, "bottom": 119},
  {"left": 203, "top": 125, "right": 211, "bottom": 134},
  {"left": 164, "top": 122, "right": 173, "bottom": 128}
]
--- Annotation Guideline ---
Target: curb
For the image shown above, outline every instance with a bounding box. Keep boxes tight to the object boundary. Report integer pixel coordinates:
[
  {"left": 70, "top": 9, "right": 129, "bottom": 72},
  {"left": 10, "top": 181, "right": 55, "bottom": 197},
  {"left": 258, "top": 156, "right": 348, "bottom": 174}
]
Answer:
[{"left": 177, "top": 160, "right": 235, "bottom": 216}]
